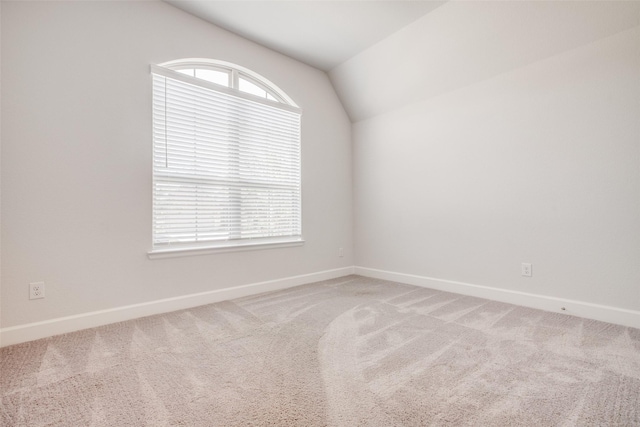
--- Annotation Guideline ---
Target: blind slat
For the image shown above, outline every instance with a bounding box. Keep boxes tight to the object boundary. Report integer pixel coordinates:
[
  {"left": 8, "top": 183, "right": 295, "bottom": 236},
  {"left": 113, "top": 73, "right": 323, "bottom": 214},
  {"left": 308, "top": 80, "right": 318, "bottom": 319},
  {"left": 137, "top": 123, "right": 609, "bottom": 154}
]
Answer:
[{"left": 152, "top": 69, "right": 302, "bottom": 247}]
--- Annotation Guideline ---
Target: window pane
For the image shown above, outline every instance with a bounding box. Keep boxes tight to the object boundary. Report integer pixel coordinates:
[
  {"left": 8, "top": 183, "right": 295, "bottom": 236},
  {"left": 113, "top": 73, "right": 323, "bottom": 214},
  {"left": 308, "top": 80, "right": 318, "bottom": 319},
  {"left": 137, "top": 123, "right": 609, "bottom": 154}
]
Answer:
[
  {"left": 177, "top": 68, "right": 195, "bottom": 77},
  {"left": 239, "top": 78, "right": 267, "bottom": 98},
  {"left": 195, "top": 69, "right": 229, "bottom": 87},
  {"left": 153, "top": 63, "right": 300, "bottom": 250}
]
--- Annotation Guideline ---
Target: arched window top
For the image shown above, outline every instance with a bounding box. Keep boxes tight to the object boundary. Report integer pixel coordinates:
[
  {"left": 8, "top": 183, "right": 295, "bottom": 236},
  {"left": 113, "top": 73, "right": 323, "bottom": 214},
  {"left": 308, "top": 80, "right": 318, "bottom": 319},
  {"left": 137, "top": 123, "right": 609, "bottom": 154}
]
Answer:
[
  {"left": 149, "top": 58, "right": 302, "bottom": 254},
  {"left": 158, "top": 58, "right": 298, "bottom": 107}
]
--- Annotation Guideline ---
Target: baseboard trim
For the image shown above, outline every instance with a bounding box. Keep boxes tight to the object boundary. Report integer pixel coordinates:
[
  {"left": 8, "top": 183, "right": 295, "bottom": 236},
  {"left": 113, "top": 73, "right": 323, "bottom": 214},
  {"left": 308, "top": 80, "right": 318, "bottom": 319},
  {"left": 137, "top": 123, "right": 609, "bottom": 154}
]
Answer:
[
  {"left": 0, "top": 266, "right": 355, "bottom": 348},
  {"left": 355, "top": 266, "right": 640, "bottom": 329},
  {"left": 4, "top": 265, "right": 636, "bottom": 347}
]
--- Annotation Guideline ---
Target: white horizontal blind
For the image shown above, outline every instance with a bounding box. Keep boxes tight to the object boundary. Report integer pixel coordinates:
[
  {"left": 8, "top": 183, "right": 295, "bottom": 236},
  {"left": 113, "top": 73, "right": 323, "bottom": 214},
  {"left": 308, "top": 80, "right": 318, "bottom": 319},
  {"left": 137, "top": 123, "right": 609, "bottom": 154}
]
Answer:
[{"left": 152, "top": 69, "right": 301, "bottom": 248}]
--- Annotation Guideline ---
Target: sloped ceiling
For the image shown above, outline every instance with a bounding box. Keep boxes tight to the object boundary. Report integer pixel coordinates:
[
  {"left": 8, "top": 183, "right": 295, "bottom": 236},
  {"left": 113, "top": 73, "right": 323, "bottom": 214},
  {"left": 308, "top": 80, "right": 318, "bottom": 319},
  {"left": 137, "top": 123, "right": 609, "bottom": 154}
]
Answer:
[
  {"left": 330, "top": 0, "right": 640, "bottom": 122},
  {"left": 165, "top": 0, "right": 445, "bottom": 71},
  {"left": 165, "top": 1, "right": 640, "bottom": 123}
]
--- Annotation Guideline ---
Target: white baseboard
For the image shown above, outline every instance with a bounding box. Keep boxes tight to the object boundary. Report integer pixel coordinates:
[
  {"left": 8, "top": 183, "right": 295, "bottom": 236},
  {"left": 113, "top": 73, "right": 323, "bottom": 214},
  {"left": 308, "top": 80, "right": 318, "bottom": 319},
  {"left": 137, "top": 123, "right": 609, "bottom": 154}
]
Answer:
[
  {"left": 355, "top": 266, "right": 640, "bottom": 329},
  {"left": 0, "top": 266, "right": 355, "bottom": 348},
  {"left": 3, "top": 265, "right": 636, "bottom": 348}
]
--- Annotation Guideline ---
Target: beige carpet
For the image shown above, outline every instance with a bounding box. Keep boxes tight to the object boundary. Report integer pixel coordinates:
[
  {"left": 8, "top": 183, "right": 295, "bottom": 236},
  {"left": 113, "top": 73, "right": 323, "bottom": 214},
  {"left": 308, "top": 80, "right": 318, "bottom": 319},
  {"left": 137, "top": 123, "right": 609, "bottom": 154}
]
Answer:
[{"left": 1, "top": 275, "right": 639, "bottom": 426}]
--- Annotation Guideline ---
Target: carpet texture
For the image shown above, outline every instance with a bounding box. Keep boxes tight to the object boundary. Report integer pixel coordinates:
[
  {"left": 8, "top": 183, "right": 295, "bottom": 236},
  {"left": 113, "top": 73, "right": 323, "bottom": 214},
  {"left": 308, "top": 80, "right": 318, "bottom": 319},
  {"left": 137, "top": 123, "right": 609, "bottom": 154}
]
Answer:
[{"left": 1, "top": 275, "right": 639, "bottom": 426}]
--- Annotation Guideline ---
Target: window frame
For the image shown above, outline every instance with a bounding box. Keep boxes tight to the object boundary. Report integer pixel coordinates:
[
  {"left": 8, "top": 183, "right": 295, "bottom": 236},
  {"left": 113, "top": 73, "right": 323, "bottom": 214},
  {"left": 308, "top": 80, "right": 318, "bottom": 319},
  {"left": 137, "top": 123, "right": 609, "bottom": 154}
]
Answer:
[
  {"left": 148, "top": 59, "right": 303, "bottom": 259},
  {"left": 159, "top": 58, "right": 295, "bottom": 105}
]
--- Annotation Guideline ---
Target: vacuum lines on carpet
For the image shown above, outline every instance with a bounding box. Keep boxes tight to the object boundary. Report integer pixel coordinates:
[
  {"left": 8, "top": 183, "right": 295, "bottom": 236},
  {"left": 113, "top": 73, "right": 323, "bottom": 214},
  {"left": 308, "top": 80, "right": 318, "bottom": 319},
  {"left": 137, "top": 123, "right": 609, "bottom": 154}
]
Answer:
[{"left": 1, "top": 275, "right": 639, "bottom": 425}]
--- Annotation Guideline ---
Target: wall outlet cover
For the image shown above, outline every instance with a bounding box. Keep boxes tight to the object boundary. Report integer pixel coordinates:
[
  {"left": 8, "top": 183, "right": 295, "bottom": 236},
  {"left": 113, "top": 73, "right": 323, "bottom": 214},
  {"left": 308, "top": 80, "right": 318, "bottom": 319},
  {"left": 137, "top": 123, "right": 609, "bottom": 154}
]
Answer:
[{"left": 30, "top": 282, "right": 45, "bottom": 300}]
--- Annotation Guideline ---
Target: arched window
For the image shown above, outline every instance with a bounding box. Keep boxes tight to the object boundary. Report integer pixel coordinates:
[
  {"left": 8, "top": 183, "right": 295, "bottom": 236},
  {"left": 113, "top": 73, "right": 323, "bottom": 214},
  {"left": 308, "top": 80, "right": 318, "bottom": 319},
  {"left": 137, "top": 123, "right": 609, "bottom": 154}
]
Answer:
[
  {"left": 159, "top": 58, "right": 297, "bottom": 105},
  {"left": 149, "top": 59, "right": 302, "bottom": 256}
]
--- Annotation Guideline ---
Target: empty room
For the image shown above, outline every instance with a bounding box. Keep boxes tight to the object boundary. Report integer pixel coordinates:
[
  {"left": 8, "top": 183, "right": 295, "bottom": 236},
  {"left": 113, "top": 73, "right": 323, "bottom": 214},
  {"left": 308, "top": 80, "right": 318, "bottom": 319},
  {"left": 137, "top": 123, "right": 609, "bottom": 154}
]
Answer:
[{"left": 1, "top": 0, "right": 639, "bottom": 425}]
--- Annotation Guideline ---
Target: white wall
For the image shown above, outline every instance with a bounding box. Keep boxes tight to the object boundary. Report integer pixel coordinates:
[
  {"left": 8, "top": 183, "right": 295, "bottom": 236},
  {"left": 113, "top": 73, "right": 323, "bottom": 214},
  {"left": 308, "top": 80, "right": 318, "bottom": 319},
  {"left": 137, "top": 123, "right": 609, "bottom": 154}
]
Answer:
[
  {"left": 352, "top": 23, "right": 640, "bottom": 313},
  {"left": 1, "top": 1, "right": 353, "bottom": 329},
  {"left": 331, "top": 1, "right": 640, "bottom": 122}
]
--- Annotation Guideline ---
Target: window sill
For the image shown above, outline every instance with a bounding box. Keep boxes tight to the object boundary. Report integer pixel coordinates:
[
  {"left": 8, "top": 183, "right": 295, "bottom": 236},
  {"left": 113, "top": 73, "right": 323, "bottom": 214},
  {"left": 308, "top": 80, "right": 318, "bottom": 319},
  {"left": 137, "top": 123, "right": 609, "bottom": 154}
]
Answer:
[{"left": 147, "top": 239, "right": 305, "bottom": 260}]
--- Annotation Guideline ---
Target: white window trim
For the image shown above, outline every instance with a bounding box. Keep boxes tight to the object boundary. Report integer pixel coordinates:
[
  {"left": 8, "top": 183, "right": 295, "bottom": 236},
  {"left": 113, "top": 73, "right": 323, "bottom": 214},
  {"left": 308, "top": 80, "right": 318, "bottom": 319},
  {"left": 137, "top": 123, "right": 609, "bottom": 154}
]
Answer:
[
  {"left": 148, "top": 60, "right": 303, "bottom": 258},
  {"left": 147, "top": 238, "right": 305, "bottom": 259},
  {"left": 149, "top": 65, "right": 301, "bottom": 114},
  {"left": 157, "top": 58, "right": 299, "bottom": 106}
]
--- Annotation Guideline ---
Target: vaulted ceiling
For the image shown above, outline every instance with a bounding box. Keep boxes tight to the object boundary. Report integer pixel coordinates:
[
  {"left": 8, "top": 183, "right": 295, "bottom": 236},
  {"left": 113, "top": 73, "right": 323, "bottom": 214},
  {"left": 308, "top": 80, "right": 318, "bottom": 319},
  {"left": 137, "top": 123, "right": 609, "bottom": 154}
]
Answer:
[
  {"left": 165, "top": 1, "right": 640, "bottom": 122},
  {"left": 164, "top": 0, "right": 446, "bottom": 71}
]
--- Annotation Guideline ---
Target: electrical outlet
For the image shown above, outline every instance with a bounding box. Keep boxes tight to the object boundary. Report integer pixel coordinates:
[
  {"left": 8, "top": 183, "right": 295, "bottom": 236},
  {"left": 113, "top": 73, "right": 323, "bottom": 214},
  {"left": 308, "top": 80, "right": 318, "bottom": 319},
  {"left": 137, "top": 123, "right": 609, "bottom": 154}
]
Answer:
[
  {"left": 30, "top": 282, "right": 45, "bottom": 300},
  {"left": 521, "top": 263, "right": 532, "bottom": 277},
  {"left": 338, "top": 247, "right": 344, "bottom": 257}
]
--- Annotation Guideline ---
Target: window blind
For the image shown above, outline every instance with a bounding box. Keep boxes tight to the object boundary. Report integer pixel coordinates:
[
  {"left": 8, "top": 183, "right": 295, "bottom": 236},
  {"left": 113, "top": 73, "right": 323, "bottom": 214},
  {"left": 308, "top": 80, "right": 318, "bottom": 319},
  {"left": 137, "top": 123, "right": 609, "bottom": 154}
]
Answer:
[{"left": 152, "top": 68, "right": 302, "bottom": 249}]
